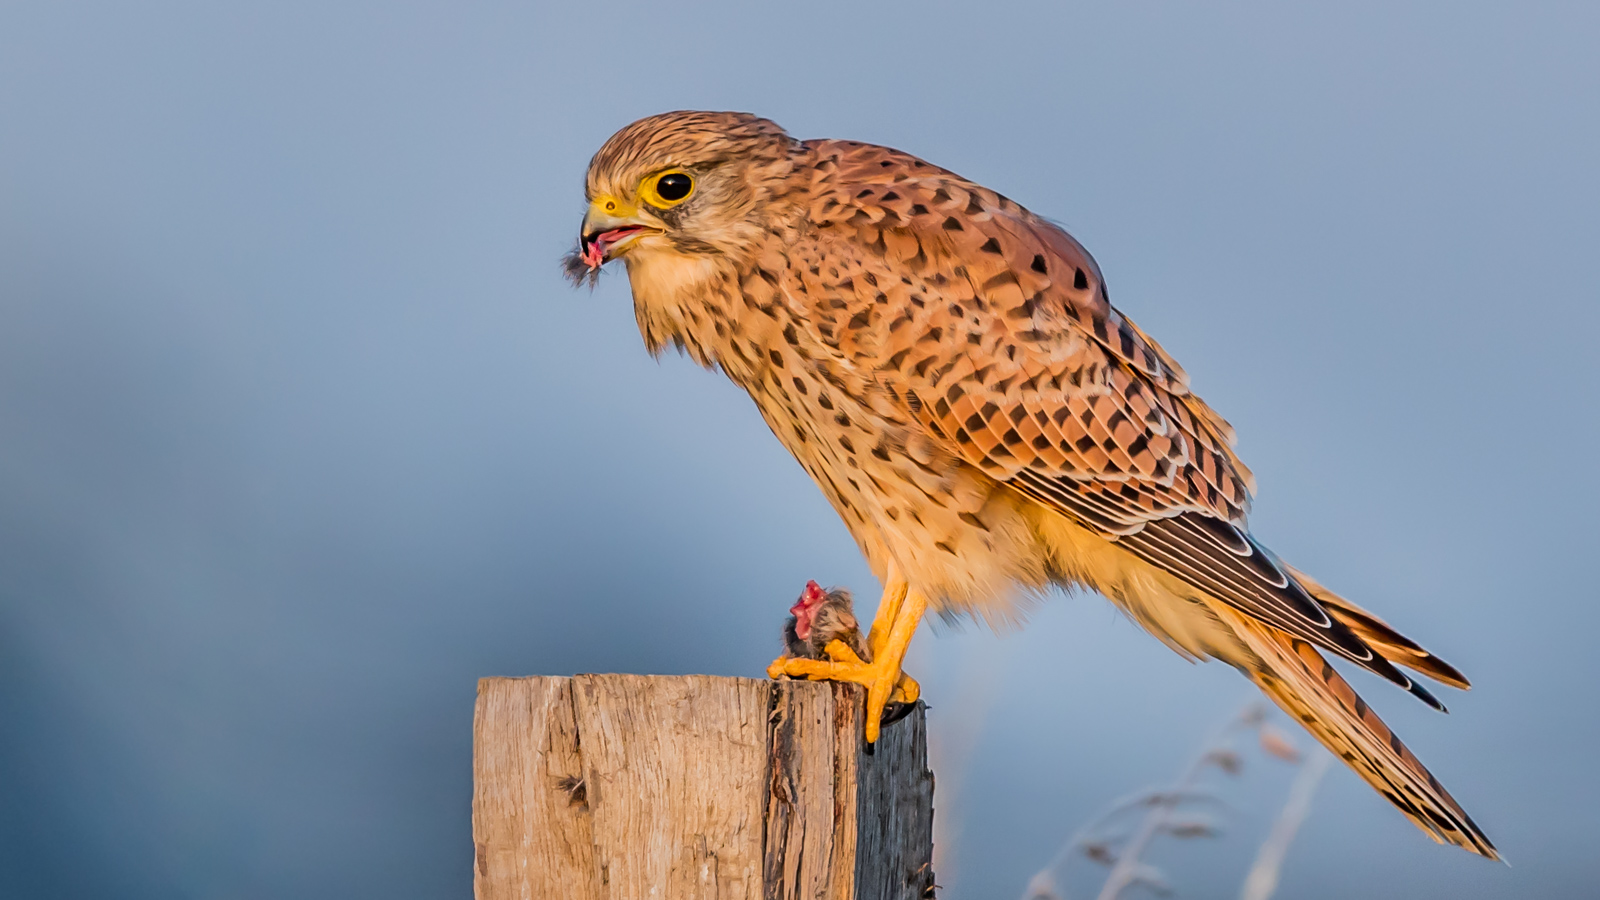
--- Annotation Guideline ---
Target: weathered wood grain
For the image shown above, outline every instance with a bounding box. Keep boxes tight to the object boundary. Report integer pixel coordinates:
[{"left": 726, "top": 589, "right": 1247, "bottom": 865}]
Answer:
[
  {"left": 851, "top": 693, "right": 935, "bottom": 900},
  {"left": 472, "top": 677, "right": 600, "bottom": 900},
  {"left": 763, "top": 682, "right": 936, "bottom": 900},
  {"left": 572, "top": 674, "right": 770, "bottom": 899},
  {"left": 473, "top": 675, "right": 934, "bottom": 900},
  {"left": 764, "top": 680, "right": 857, "bottom": 899}
]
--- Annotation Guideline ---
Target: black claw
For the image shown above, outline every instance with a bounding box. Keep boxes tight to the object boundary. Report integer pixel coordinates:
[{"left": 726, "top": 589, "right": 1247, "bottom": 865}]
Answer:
[{"left": 881, "top": 700, "right": 917, "bottom": 727}]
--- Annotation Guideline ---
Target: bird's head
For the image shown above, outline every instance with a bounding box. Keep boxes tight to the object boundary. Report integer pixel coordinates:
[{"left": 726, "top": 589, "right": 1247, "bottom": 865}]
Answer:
[{"left": 564, "top": 110, "right": 804, "bottom": 286}]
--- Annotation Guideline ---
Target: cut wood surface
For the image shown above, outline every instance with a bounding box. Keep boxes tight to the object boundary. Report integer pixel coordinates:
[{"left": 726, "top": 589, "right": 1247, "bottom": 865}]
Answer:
[{"left": 473, "top": 675, "right": 935, "bottom": 900}]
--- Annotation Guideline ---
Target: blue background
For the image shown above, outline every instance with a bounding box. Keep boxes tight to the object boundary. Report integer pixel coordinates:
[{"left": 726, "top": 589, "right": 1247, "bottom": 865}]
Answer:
[{"left": 2, "top": 2, "right": 1596, "bottom": 897}]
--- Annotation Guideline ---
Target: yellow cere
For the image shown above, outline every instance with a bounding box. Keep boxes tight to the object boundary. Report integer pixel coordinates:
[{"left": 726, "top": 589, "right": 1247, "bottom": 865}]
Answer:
[{"left": 588, "top": 195, "right": 638, "bottom": 220}]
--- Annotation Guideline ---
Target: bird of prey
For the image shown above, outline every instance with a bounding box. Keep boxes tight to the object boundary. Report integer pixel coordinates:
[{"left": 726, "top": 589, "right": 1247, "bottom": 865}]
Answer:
[{"left": 566, "top": 110, "right": 1496, "bottom": 858}]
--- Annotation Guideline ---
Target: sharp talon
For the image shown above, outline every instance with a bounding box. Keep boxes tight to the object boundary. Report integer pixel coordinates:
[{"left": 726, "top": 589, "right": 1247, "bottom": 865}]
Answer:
[
  {"left": 881, "top": 701, "right": 917, "bottom": 727},
  {"left": 775, "top": 657, "right": 839, "bottom": 680}
]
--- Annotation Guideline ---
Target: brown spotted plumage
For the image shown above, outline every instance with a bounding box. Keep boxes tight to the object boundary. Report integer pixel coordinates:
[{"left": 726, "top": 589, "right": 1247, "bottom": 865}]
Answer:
[{"left": 567, "top": 110, "right": 1496, "bottom": 858}]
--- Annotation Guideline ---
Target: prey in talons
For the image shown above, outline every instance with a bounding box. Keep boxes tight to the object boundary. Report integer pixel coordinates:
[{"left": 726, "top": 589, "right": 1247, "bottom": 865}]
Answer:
[{"left": 768, "top": 579, "right": 922, "bottom": 740}]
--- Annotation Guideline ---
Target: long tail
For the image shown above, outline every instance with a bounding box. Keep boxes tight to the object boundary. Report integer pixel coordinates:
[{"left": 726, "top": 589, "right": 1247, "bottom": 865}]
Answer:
[
  {"left": 1285, "top": 565, "right": 1470, "bottom": 690},
  {"left": 1211, "top": 603, "right": 1499, "bottom": 859}
]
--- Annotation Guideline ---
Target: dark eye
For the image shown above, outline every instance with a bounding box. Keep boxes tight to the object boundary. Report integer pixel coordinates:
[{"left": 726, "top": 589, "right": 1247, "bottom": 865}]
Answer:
[
  {"left": 655, "top": 172, "right": 692, "bottom": 202},
  {"left": 641, "top": 169, "right": 695, "bottom": 208}
]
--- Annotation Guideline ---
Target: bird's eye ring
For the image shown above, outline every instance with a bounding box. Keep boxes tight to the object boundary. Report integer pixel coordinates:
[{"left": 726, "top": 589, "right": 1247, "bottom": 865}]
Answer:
[{"left": 640, "top": 169, "right": 695, "bottom": 208}]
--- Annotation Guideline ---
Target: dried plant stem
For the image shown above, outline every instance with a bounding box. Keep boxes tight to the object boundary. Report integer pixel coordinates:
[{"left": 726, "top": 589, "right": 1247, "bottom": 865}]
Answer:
[
  {"left": 1238, "top": 751, "right": 1332, "bottom": 900},
  {"left": 1022, "top": 701, "right": 1285, "bottom": 900},
  {"left": 1093, "top": 705, "right": 1260, "bottom": 900},
  {"left": 1092, "top": 747, "right": 1208, "bottom": 900}
]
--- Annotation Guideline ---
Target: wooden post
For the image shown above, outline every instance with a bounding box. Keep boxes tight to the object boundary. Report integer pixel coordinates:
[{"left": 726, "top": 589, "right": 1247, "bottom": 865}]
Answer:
[{"left": 472, "top": 674, "right": 935, "bottom": 900}]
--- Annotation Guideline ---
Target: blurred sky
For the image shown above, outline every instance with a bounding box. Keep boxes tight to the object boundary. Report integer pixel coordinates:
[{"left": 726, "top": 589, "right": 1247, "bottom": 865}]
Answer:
[{"left": 2, "top": 2, "right": 1597, "bottom": 898}]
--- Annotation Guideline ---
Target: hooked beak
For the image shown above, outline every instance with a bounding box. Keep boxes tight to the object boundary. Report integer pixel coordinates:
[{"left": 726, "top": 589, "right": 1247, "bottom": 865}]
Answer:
[{"left": 578, "top": 195, "right": 660, "bottom": 271}]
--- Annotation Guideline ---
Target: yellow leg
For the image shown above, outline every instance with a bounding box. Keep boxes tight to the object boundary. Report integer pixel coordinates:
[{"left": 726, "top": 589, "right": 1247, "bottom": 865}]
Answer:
[
  {"left": 815, "top": 639, "right": 920, "bottom": 705},
  {"left": 867, "top": 566, "right": 920, "bottom": 707},
  {"left": 866, "top": 573, "right": 909, "bottom": 662},
  {"left": 767, "top": 575, "right": 928, "bottom": 743},
  {"left": 766, "top": 639, "right": 920, "bottom": 701}
]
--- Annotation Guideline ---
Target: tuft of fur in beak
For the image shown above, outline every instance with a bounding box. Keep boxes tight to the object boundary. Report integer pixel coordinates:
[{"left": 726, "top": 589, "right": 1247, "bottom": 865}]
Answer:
[{"left": 562, "top": 242, "right": 601, "bottom": 288}]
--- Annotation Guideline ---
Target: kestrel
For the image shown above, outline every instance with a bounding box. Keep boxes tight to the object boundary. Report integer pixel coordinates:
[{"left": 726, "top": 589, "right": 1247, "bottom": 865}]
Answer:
[{"left": 566, "top": 111, "right": 1496, "bottom": 858}]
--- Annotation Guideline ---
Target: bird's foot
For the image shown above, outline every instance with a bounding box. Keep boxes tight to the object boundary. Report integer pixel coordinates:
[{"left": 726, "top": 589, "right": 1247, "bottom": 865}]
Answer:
[{"left": 767, "top": 639, "right": 920, "bottom": 742}]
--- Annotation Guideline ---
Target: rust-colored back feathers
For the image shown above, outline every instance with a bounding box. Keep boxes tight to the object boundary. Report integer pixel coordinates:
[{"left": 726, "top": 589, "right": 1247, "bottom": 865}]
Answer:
[{"left": 573, "top": 111, "right": 1498, "bottom": 859}]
